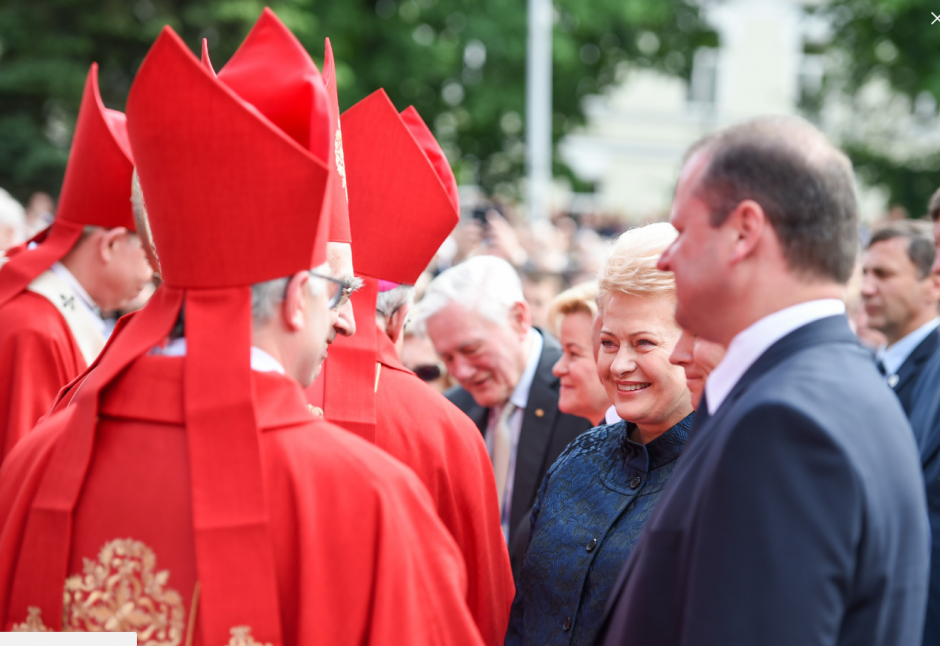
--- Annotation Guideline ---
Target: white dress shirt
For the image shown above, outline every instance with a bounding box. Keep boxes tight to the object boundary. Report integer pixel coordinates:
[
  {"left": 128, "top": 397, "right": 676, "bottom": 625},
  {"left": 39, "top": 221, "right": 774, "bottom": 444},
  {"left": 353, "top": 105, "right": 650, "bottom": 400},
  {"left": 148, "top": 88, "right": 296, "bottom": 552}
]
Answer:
[
  {"left": 605, "top": 405, "right": 623, "bottom": 425},
  {"left": 50, "top": 261, "right": 106, "bottom": 338},
  {"left": 486, "top": 328, "right": 543, "bottom": 540},
  {"left": 705, "top": 299, "right": 847, "bottom": 415},
  {"left": 152, "top": 337, "right": 286, "bottom": 374},
  {"left": 876, "top": 317, "right": 940, "bottom": 378}
]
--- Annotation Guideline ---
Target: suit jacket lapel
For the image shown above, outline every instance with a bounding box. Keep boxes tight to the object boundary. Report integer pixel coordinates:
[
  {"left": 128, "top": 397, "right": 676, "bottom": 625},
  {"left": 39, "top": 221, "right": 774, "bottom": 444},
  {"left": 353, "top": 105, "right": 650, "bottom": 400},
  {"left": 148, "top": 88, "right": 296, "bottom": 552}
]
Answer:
[
  {"left": 508, "top": 338, "right": 560, "bottom": 536},
  {"left": 892, "top": 328, "right": 939, "bottom": 394}
]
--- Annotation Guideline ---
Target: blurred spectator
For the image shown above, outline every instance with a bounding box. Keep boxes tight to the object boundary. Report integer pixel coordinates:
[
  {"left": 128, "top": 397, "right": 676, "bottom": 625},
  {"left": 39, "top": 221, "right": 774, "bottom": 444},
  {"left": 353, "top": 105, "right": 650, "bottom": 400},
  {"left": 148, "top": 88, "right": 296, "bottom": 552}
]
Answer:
[
  {"left": 861, "top": 220, "right": 940, "bottom": 415},
  {"left": 522, "top": 270, "right": 564, "bottom": 330},
  {"left": 548, "top": 281, "right": 610, "bottom": 425},
  {"left": 667, "top": 329, "right": 726, "bottom": 410},
  {"left": 400, "top": 325, "right": 455, "bottom": 393},
  {"left": 846, "top": 261, "right": 887, "bottom": 349},
  {"left": 23, "top": 192, "right": 55, "bottom": 238},
  {"left": 0, "top": 189, "right": 26, "bottom": 252}
]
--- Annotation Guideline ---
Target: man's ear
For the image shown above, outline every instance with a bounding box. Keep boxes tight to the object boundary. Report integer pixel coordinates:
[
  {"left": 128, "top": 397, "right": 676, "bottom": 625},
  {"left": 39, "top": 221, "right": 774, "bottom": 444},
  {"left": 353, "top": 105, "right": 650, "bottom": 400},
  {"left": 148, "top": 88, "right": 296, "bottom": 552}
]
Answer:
[
  {"left": 282, "top": 272, "right": 309, "bottom": 332},
  {"left": 387, "top": 303, "right": 411, "bottom": 343},
  {"left": 726, "top": 199, "right": 768, "bottom": 266},
  {"left": 98, "top": 227, "right": 129, "bottom": 262},
  {"left": 508, "top": 300, "right": 532, "bottom": 335}
]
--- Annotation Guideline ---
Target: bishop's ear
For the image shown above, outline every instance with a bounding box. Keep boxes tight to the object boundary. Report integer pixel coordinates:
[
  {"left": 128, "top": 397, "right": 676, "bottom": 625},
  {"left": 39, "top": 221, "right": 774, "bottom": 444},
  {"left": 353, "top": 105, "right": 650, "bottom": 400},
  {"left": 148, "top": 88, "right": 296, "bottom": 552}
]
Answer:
[{"left": 282, "top": 272, "right": 310, "bottom": 332}]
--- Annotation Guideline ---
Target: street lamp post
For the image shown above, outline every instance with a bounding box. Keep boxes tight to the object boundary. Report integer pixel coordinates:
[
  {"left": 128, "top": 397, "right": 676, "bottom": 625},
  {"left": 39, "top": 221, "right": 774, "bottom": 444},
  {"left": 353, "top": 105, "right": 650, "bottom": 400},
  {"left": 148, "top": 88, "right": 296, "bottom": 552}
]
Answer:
[{"left": 526, "top": 0, "right": 552, "bottom": 221}]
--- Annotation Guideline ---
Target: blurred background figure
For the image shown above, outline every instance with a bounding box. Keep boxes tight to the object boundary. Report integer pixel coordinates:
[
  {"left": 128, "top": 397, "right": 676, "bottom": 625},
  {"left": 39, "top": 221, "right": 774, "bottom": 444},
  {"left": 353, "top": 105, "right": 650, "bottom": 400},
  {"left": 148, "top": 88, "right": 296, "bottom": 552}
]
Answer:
[
  {"left": 522, "top": 270, "right": 564, "bottom": 330},
  {"left": 548, "top": 280, "right": 610, "bottom": 426},
  {"left": 0, "top": 189, "right": 25, "bottom": 252},
  {"left": 23, "top": 192, "right": 55, "bottom": 238},
  {"left": 668, "top": 329, "right": 726, "bottom": 411},
  {"left": 861, "top": 221, "right": 940, "bottom": 414},
  {"left": 401, "top": 325, "right": 455, "bottom": 393},
  {"left": 507, "top": 222, "right": 693, "bottom": 646}
]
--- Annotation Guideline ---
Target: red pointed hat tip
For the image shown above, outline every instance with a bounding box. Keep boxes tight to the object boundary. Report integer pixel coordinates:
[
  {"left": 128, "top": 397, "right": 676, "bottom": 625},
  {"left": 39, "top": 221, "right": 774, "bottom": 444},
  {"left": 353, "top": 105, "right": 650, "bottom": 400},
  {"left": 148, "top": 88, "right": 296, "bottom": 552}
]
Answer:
[{"left": 54, "top": 62, "right": 135, "bottom": 231}]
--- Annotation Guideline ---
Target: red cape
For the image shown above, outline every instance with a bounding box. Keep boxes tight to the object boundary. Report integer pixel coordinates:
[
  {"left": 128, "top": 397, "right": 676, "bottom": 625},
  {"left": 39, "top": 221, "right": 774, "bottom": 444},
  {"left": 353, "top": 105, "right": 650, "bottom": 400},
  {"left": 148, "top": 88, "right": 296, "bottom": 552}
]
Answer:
[
  {"left": 0, "top": 354, "right": 484, "bottom": 645},
  {"left": 374, "top": 325, "right": 515, "bottom": 646},
  {"left": 0, "top": 291, "right": 86, "bottom": 459}
]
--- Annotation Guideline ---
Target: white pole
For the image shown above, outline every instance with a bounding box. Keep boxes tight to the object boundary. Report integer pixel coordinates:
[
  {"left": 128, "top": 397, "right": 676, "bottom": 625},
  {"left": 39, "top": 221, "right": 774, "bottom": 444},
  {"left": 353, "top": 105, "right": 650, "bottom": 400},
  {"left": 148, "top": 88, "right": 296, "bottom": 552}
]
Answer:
[{"left": 526, "top": 0, "right": 552, "bottom": 221}]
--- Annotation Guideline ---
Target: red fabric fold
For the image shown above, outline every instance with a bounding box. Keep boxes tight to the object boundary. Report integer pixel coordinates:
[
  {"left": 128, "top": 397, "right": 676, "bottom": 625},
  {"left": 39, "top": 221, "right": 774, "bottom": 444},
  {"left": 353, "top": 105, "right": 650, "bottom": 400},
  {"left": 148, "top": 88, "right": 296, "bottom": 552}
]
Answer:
[
  {"left": 0, "top": 220, "right": 83, "bottom": 310},
  {"left": 3, "top": 286, "right": 183, "bottom": 629},
  {"left": 184, "top": 287, "right": 282, "bottom": 646}
]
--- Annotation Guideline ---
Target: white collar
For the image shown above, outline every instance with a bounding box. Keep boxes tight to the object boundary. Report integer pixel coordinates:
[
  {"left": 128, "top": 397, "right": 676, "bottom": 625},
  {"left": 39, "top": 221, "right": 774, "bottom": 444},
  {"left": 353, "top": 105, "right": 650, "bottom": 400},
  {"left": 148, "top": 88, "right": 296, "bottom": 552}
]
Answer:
[
  {"left": 605, "top": 404, "right": 622, "bottom": 425},
  {"left": 705, "top": 299, "right": 846, "bottom": 415},
  {"left": 509, "top": 328, "right": 543, "bottom": 410},
  {"left": 50, "top": 261, "right": 105, "bottom": 333},
  {"left": 877, "top": 317, "right": 940, "bottom": 377},
  {"left": 151, "top": 337, "right": 286, "bottom": 375}
]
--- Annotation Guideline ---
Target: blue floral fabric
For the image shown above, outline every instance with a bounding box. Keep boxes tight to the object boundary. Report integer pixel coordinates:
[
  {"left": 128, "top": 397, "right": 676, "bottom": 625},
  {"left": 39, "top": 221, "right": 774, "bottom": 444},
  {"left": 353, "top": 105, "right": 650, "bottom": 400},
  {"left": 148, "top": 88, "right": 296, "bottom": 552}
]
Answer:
[{"left": 505, "top": 413, "right": 694, "bottom": 646}]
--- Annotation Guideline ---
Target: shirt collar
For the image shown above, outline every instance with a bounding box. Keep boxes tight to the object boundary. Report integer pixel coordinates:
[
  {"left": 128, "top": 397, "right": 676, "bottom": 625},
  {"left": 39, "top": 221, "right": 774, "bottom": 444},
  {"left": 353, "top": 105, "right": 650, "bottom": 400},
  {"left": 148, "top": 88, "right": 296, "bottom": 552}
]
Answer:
[
  {"left": 151, "top": 337, "right": 286, "bottom": 375},
  {"left": 877, "top": 317, "right": 940, "bottom": 377},
  {"left": 705, "top": 298, "right": 846, "bottom": 415},
  {"left": 50, "top": 261, "right": 102, "bottom": 318},
  {"left": 509, "top": 328, "right": 543, "bottom": 410}
]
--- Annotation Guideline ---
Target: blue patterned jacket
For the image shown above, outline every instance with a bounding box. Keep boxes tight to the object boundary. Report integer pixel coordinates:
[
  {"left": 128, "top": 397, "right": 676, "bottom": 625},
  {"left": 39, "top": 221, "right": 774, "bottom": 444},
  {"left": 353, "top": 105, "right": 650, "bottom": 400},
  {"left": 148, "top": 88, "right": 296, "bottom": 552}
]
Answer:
[{"left": 505, "top": 413, "right": 694, "bottom": 646}]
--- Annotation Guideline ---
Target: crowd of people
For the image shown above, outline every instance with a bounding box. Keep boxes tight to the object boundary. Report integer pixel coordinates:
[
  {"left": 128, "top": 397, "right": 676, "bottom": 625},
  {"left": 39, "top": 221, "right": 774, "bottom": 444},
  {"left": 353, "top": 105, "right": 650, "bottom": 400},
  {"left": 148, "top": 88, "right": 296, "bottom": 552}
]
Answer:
[{"left": 0, "top": 8, "right": 939, "bottom": 646}]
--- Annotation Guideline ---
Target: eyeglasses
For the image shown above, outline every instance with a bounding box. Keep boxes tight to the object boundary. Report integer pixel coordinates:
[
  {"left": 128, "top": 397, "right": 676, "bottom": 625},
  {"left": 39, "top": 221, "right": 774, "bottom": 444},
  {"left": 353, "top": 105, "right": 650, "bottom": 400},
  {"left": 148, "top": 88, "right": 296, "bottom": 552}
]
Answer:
[
  {"left": 308, "top": 271, "right": 346, "bottom": 309},
  {"left": 413, "top": 363, "right": 444, "bottom": 382},
  {"left": 330, "top": 275, "right": 364, "bottom": 311}
]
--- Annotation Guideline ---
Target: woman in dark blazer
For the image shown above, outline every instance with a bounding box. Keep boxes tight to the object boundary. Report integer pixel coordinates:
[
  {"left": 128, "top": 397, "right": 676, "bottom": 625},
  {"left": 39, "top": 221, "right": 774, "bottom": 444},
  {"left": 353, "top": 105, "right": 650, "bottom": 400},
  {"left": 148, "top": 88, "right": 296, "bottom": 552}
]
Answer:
[{"left": 505, "top": 222, "right": 724, "bottom": 646}]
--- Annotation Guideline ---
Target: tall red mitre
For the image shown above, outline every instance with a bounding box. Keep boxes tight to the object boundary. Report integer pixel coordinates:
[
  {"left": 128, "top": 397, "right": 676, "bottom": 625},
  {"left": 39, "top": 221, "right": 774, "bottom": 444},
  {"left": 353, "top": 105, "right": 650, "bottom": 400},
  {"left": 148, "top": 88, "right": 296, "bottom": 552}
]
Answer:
[
  {"left": 4, "top": 24, "right": 331, "bottom": 646},
  {"left": 323, "top": 37, "right": 352, "bottom": 243},
  {"left": 343, "top": 89, "right": 460, "bottom": 283},
  {"left": 316, "top": 90, "right": 460, "bottom": 443},
  {"left": 0, "top": 64, "right": 135, "bottom": 308}
]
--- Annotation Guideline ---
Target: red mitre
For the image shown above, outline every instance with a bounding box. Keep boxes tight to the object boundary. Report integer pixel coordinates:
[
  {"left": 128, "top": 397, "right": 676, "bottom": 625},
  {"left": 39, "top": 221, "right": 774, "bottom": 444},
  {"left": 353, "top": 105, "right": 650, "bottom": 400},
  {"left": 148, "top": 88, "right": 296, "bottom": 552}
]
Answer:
[
  {"left": 342, "top": 89, "right": 459, "bottom": 283},
  {"left": 323, "top": 38, "right": 351, "bottom": 243},
  {"left": 0, "top": 63, "right": 135, "bottom": 309},
  {"left": 5, "top": 25, "right": 331, "bottom": 646},
  {"left": 313, "top": 92, "right": 460, "bottom": 443}
]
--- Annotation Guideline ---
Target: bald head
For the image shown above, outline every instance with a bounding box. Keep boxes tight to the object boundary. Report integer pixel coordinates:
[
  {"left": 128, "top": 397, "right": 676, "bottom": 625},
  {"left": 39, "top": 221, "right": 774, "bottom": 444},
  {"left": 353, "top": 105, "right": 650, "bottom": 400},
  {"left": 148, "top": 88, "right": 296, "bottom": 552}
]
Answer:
[{"left": 690, "top": 116, "right": 859, "bottom": 284}]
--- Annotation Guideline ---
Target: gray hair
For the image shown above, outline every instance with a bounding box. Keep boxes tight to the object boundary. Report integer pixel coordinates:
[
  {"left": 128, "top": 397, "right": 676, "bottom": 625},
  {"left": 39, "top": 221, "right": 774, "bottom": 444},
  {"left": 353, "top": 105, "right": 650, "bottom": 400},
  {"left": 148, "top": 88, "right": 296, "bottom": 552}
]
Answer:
[
  {"left": 413, "top": 255, "right": 525, "bottom": 333},
  {"left": 376, "top": 284, "right": 416, "bottom": 319},
  {"left": 691, "top": 115, "right": 859, "bottom": 284},
  {"left": 251, "top": 262, "right": 328, "bottom": 325}
]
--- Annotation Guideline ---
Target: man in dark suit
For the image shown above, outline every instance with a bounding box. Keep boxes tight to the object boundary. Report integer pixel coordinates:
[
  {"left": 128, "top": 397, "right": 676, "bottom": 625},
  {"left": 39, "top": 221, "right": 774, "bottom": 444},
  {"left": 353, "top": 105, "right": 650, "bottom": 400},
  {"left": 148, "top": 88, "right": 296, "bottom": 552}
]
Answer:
[
  {"left": 861, "top": 221, "right": 940, "bottom": 414},
  {"left": 598, "top": 116, "right": 929, "bottom": 646},
  {"left": 906, "top": 190, "right": 940, "bottom": 646},
  {"left": 415, "top": 256, "right": 592, "bottom": 576}
]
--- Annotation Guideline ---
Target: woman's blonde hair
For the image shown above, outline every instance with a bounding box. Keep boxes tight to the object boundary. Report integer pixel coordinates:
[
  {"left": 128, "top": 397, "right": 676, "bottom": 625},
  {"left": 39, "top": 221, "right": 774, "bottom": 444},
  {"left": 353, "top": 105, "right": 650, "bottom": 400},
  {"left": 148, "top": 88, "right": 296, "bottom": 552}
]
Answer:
[
  {"left": 548, "top": 281, "right": 598, "bottom": 338},
  {"left": 597, "top": 222, "right": 678, "bottom": 306}
]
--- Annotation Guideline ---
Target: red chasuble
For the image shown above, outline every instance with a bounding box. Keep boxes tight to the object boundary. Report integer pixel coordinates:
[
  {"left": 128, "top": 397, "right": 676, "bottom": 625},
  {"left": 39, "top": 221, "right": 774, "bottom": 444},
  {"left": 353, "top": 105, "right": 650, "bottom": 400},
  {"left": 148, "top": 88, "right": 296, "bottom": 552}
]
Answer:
[
  {"left": 0, "top": 292, "right": 85, "bottom": 458},
  {"left": 374, "top": 325, "right": 515, "bottom": 645},
  {"left": 0, "top": 63, "right": 135, "bottom": 459},
  {"left": 0, "top": 354, "right": 485, "bottom": 645}
]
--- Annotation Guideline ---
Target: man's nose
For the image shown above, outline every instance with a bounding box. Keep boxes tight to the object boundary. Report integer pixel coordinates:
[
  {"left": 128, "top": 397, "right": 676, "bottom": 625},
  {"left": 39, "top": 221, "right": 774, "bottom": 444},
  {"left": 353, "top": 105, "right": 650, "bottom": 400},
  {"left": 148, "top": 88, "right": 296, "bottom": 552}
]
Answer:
[
  {"left": 334, "top": 301, "right": 356, "bottom": 337},
  {"left": 450, "top": 357, "right": 476, "bottom": 381}
]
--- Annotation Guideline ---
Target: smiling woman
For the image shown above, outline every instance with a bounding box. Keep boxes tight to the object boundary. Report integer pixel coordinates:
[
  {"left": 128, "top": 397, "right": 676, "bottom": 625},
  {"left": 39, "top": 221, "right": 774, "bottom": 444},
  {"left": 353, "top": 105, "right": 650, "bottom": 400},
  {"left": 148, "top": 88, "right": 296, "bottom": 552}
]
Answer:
[{"left": 506, "top": 222, "right": 695, "bottom": 646}]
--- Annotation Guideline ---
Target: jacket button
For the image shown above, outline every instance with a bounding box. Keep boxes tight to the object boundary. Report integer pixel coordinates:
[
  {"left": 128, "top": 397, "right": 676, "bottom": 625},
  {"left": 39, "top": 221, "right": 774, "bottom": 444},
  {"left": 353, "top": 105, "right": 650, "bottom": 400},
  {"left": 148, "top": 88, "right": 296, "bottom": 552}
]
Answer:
[
  {"left": 563, "top": 617, "right": 572, "bottom": 632},
  {"left": 586, "top": 538, "right": 597, "bottom": 552},
  {"left": 629, "top": 476, "right": 641, "bottom": 489}
]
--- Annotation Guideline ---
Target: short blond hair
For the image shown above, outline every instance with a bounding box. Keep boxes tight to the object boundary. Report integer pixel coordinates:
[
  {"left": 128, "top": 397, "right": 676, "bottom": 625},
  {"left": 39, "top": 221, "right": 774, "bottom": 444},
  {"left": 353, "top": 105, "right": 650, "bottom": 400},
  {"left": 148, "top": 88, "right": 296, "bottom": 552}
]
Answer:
[
  {"left": 597, "top": 222, "right": 677, "bottom": 305},
  {"left": 548, "top": 281, "right": 598, "bottom": 337}
]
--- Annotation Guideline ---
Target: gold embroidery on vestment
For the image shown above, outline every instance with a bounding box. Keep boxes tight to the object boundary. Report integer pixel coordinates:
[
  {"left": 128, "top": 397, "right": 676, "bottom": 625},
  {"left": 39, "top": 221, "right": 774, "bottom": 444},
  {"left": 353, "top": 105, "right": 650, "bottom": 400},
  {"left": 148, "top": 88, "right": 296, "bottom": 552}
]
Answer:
[
  {"left": 12, "top": 606, "right": 51, "bottom": 631},
  {"left": 62, "top": 538, "right": 185, "bottom": 645},
  {"left": 226, "top": 625, "right": 273, "bottom": 646}
]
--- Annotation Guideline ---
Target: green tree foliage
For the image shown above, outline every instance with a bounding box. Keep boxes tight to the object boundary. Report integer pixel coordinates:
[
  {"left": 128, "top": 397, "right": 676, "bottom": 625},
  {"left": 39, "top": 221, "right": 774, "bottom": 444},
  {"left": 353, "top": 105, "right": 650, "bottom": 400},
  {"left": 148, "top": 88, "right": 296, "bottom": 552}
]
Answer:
[
  {"left": 821, "top": 0, "right": 940, "bottom": 216},
  {"left": 0, "top": 0, "right": 714, "bottom": 204}
]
